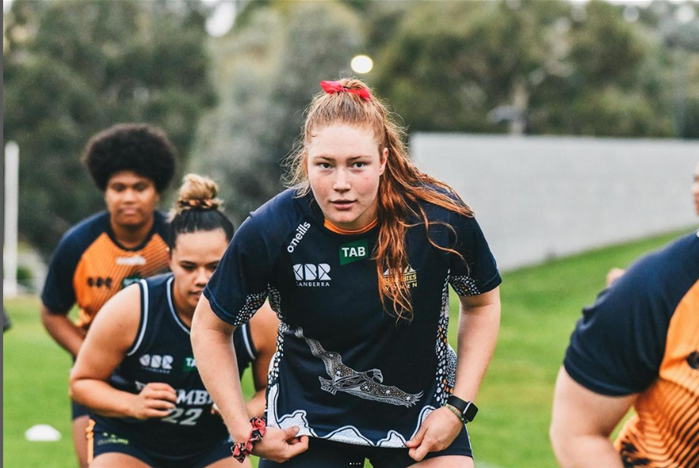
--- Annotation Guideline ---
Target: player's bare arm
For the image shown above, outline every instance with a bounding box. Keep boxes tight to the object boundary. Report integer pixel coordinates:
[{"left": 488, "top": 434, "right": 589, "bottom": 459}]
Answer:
[
  {"left": 246, "top": 302, "right": 279, "bottom": 418},
  {"left": 70, "top": 284, "right": 176, "bottom": 418},
  {"left": 407, "top": 287, "right": 501, "bottom": 463},
  {"left": 41, "top": 305, "right": 87, "bottom": 358},
  {"left": 550, "top": 367, "right": 636, "bottom": 468}
]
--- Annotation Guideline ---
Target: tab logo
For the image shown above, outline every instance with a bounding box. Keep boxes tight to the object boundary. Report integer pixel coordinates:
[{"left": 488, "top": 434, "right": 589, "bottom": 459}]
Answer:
[
  {"left": 340, "top": 239, "right": 368, "bottom": 266},
  {"left": 183, "top": 357, "right": 197, "bottom": 372},
  {"left": 122, "top": 274, "right": 142, "bottom": 289},
  {"left": 293, "top": 264, "right": 331, "bottom": 287}
]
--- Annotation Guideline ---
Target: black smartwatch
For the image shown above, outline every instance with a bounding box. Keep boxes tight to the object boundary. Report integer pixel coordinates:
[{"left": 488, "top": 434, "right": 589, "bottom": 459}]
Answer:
[{"left": 447, "top": 395, "right": 478, "bottom": 423}]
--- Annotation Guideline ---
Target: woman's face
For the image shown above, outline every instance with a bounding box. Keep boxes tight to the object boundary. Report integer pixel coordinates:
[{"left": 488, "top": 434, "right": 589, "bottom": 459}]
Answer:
[
  {"left": 306, "top": 124, "right": 387, "bottom": 230},
  {"left": 170, "top": 229, "right": 228, "bottom": 313},
  {"left": 104, "top": 170, "right": 159, "bottom": 230}
]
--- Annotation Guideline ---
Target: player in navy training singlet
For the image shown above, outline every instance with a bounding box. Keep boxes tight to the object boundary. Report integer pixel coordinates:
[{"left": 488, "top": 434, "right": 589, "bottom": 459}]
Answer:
[
  {"left": 71, "top": 175, "right": 278, "bottom": 468},
  {"left": 192, "top": 79, "right": 502, "bottom": 468},
  {"left": 41, "top": 124, "right": 177, "bottom": 468}
]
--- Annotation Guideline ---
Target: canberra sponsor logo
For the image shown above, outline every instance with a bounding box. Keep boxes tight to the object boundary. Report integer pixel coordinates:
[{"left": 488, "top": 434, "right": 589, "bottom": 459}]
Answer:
[
  {"left": 287, "top": 222, "right": 312, "bottom": 253},
  {"left": 339, "top": 239, "right": 368, "bottom": 266},
  {"left": 383, "top": 265, "right": 418, "bottom": 288},
  {"left": 293, "top": 263, "right": 331, "bottom": 287},
  {"left": 139, "top": 354, "right": 173, "bottom": 373}
]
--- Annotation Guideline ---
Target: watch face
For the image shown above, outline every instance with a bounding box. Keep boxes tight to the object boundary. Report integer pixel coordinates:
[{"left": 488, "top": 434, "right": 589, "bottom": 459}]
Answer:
[{"left": 464, "top": 402, "right": 478, "bottom": 422}]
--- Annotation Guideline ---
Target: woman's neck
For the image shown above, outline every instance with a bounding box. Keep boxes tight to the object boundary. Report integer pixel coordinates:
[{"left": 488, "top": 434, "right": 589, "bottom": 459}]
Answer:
[
  {"left": 110, "top": 217, "right": 154, "bottom": 249},
  {"left": 171, "top": 284, "right": 195, "bottom": 328}
]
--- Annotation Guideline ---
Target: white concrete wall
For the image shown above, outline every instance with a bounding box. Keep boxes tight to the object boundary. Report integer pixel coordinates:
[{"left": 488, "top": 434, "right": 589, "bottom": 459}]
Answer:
[{"left": 411, "top": 134, "right": 698, "bottom": 271}]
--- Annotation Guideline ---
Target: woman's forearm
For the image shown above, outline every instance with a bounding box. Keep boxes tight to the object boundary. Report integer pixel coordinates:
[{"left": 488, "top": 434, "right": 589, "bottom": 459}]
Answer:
[
  {"left": 191, "top": 303, "right": 253, "bottom": 442},
  {"left": 41, "top": 306, "right": 86, "bottom": 358},
  {"left": 453, "top": 299, "right": 500, "bottom": 401},
  {"left": 71, "top": 379, "right": 137, "bottom": 418}
]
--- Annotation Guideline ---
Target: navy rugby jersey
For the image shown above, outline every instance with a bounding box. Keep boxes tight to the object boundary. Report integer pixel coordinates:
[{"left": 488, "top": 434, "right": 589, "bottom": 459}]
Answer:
[
  {"left": 94, "top": 273, "right": 257, "bottom": 458},
  {"left": 204, "top": 188, "right": 501, "bottom": 448},
  {"left": 564, "top": 231, "right": 699, "bottom": 468},
  {"left": 42, "top": 211, "right": 170, "bottom": 330}
]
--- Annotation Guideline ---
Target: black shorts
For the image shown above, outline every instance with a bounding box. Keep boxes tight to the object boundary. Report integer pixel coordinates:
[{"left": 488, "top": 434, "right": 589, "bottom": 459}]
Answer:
[
  {"left": 88, "top": 420, "right": 232, "bottom": 468},
  {"left": 259, "top": 427, "right": 472, "bottom": 468},
  {"left": 71, "top": 398, "right": 90, "bottom": 420}
]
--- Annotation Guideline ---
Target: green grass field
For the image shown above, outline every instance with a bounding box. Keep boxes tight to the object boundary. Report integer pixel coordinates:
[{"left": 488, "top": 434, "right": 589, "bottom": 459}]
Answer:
[{"left": 3, "top": 229, "right": 690, "bottom": 468}]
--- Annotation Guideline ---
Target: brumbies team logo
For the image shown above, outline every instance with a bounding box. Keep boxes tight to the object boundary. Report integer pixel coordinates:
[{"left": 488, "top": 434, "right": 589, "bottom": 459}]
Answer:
[
  {"left": 383, "top": 265, "right": 418, "bottom": 288},
  {"left": 293, "top": 264, "right": 331, "bottom": 287}
]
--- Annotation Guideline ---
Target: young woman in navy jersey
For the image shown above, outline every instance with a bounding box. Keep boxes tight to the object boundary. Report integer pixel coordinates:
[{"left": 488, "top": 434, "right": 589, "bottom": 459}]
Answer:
[
  {"left": 70, "top": 174, "right": 278, "bottom": 468},
  {"left": 192, "top": 79, "right": 502, "bottom": 467}
]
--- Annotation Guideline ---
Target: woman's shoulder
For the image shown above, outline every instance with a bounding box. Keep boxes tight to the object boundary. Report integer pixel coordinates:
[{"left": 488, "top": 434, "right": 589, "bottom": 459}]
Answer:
[
  {"left": 241, "top": 188, "right": 314, "bottom": 241},
  {"left": 414, "top": 183, "right": 470, "bottom": 221},
  {"left": 250, "top": 188, "right": 307, "bottom": 218}
]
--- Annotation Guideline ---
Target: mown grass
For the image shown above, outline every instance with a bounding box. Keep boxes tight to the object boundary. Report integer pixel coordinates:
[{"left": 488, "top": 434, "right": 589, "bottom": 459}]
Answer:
[{"left": 3, "top": 228, "right": 690, "bottom": 468}]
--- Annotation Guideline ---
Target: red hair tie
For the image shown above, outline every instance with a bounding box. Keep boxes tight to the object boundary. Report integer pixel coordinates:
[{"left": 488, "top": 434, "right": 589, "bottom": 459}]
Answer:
[{"left": 320, "top": 80, "right": 371, "bottom": 102}]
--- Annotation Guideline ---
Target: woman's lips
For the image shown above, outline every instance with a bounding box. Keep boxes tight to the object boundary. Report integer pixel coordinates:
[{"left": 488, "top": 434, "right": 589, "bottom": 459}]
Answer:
[{"left": 331, "top": 200, "right": 354, "bottom": 210}]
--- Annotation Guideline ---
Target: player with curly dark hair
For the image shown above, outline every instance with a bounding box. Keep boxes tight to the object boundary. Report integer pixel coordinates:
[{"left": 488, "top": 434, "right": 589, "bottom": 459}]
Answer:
[
  {"left": 82, "top": 123, "right": 176, "bottom": 193},
  {"left": 41, "top": 123, "right": 177, "bottom": 468}
]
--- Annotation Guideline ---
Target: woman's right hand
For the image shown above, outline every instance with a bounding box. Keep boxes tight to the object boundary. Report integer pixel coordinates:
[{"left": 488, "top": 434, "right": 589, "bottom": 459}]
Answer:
[
  {"left": 130, "top": 383, "right": 177, "bottom": 420},
  {"left": 252, "top": 426, "right": 309, "bottom": 463}
]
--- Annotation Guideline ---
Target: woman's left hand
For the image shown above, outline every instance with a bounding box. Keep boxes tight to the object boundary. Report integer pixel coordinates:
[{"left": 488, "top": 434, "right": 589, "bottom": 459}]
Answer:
[{"left": 405, "top": 406, "right": 463, "bottom": 462}]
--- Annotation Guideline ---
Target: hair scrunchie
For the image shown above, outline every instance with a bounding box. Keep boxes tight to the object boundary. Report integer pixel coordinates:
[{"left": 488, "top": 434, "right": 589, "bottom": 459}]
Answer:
[{"left": 320, "top": 80, "right": 371, "bottom": 102}]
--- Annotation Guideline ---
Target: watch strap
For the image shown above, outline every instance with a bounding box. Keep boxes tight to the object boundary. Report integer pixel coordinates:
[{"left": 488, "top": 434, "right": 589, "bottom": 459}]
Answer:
[{"left": 447, "top": 395, "right": 478, "bottom": 422}]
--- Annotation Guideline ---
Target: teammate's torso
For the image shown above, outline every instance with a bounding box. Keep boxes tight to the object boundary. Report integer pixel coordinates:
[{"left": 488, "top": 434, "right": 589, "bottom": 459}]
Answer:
[
  {"left": 73, "top": 215, "right": 169, "bottom": 329},
  {"left": 96, "top": 274, "right": 254, "bottom": 456},
  {"left": 42, "top": 211, "right": 170, "bottom": 329},
  {"left": 617, "top": 279, "right": 699, "bottom": 467}
]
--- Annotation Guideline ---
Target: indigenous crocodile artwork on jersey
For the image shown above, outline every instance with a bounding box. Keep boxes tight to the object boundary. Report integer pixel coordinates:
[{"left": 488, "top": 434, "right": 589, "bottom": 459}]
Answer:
[{"left": 293, "top": 327, "right": 423, "bottom": 408}]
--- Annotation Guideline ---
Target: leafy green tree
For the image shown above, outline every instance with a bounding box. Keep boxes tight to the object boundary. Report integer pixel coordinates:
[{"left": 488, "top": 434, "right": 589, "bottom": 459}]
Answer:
[
  {"left": 372, "top": 0, "right": 682, "bottom": 138},
  {"left": 3, "top": 0, "right": 215, "bottom": 257},
  {"left": 190, "top": 1, "right": 363, "bottom": 224},
  {"left": 373, "top": 0, "right": 570, "bottom": 134}
]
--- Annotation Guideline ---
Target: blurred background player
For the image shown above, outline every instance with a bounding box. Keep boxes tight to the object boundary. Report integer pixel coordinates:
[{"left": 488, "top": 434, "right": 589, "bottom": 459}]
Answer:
[
  {"left": 70, "top": 174, "right": 278, "bottom": 468},
  {"left": 41, "top": 123, "right": 177, "bottom": 468},
  {"left": 550, "top": 229, "right": 699, "bottom": 467},
  {"left": 551, "top": 160, "right": 699, "bottom": 467}
]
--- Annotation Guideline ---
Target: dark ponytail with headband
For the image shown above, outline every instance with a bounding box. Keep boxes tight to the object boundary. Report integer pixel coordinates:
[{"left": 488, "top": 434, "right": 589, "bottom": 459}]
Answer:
[{"left": 168, "top": 174, "right": 235, "bottom": 251}]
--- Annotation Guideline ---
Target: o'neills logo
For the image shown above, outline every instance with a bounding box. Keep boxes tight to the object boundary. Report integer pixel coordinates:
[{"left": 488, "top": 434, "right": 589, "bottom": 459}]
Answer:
[{"left": 287, "top": 222, "right": 311, "bottom": 253}]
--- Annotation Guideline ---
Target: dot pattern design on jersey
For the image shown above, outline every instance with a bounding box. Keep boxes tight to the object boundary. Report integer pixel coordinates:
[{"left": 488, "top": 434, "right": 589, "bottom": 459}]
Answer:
[
  {"left": 434, "top": 275, "right": 454, "bottom": 406},
  {"left": 450, "top": 275, "right": 481, "bottom": 296}
]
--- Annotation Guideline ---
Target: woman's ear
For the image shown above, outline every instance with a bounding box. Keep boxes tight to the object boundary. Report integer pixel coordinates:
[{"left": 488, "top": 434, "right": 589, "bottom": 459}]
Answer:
[{"left": 379, "top": 147, "right": 388, "bottom": 175}]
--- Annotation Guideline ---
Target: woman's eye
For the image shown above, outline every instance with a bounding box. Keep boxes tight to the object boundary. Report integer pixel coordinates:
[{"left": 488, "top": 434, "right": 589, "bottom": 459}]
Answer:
[{"left": 353, "top": 162, "right": 365, "bottom": 168}]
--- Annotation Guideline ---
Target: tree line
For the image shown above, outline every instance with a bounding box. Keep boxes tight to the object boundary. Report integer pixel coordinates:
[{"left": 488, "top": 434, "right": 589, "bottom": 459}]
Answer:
[{"left": 4, "top": 0, "right": 698, "bottom": 257}]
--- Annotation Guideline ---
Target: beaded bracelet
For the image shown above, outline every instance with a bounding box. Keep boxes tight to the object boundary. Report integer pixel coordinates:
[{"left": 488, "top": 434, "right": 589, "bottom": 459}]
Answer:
[
  {"left": 445, "top": 403, "right": 467, "bottom": 425},
  {"left": 231, "top": 417, "right": 267, "bottom": 463}
]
